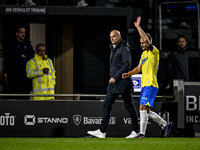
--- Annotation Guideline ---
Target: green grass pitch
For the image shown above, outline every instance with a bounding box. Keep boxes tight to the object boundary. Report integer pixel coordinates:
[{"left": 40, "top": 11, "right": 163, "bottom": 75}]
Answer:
[{"left": 0, "top": 138, "right": 199, "bottom": 150}]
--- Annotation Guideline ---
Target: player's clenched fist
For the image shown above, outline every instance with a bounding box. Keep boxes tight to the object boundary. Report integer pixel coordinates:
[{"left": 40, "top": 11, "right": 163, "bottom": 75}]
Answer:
[{"left": 122, "top": 73, "right": 129, "bottom": 79}]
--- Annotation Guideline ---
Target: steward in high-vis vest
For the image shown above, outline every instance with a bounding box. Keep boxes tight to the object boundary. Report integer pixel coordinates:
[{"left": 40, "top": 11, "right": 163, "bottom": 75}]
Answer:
[{"left": 26, "top": 43, "right": 56, "bottom": 100}]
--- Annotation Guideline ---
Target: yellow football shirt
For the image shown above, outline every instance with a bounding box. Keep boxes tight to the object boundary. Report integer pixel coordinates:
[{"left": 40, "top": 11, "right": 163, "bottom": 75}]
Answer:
[{"left": 139, "top": 45, "right": 159, "bottom": 88}]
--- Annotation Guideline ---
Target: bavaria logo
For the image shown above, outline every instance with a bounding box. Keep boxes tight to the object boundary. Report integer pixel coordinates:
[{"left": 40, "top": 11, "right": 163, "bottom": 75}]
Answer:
[{"left": 73, "top": 115, "right": 82, "bottom": 126}]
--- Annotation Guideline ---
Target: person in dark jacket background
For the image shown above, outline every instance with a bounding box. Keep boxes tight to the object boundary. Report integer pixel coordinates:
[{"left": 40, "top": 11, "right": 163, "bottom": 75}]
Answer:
[
  {"left": 3, "top": 25, "right": 35, "bottom": 99},
  {"left": 159, "top": 34, "right": 197, "bottom": 137},
  {"left": 160, "top": 34, "right": 189, "bottom": 95},
  {"left": 87, "top": 30, "right": 139, "bottom": 138}
]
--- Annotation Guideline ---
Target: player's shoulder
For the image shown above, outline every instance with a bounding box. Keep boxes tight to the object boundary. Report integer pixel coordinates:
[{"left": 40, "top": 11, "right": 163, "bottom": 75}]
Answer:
[{"left": 151, "top": 45, "right": 159, "bottom": 54}]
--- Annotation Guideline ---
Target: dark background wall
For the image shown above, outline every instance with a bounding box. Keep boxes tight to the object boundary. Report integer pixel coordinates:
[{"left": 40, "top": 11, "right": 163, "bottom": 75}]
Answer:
[
  {"left": 73, "top": 16, "right": 129, "bottom": 94},
  {"left": 1, "top": 0, "right": 200, "bottom": 97}
]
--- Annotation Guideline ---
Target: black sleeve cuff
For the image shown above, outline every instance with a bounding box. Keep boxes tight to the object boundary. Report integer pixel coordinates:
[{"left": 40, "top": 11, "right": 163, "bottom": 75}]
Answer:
[{"left": 148, "top": 44, "right": 153, "bottom": 51}]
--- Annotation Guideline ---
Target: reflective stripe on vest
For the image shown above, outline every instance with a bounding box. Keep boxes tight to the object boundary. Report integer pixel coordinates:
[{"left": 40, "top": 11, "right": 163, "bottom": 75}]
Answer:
[
  {"left": 47, "top": 58, "right": 55, "bottom": 73},
  {"left": 33, "top": 88, "right": 55, "bottom": 93},
  {"left": 32, "top": 58, "right": 43, "bottom": 92},
  {"left": 27, "top": 60, "right": 41, "bottom": 77}
]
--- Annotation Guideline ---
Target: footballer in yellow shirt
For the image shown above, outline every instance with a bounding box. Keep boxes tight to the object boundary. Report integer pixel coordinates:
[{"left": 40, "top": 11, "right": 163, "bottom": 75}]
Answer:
[
  {"left": 139, "top": 45, "right": 159, "bottom": 88},
  {"left": 122, "top": 16, "right": 172, "bottom": 138}
]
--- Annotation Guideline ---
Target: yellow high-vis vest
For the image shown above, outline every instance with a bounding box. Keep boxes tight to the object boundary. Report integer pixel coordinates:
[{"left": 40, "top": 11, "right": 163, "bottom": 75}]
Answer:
[{"left": 26, "top": 53, "right": 56, "bottom": 100}]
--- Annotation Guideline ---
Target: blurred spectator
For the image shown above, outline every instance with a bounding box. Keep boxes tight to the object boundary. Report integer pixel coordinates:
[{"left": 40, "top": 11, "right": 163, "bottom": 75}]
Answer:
[
  {"left": 16, "top": 0, "right": 36, "bottom": 6},
  {"left": 159, "top": 34, "right": 189, "bottom": 95},
  {"left": 26, "top": 44, "right": 56, "bottom": 100},
  {"left": 3, "top": 25, "right": 35, "bottom": 99}
]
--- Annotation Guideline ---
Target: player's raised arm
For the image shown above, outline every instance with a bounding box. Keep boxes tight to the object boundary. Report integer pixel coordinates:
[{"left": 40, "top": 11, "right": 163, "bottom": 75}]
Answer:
[{"left": 134, "top": 16, "right": 151, "bottom": 47}]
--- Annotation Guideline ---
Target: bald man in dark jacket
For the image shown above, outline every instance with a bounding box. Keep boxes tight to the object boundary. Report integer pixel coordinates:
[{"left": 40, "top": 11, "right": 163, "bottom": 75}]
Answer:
[
  {"left": 87, "top": 30, "right": 139, "bottom": 138},
  {"left": 107, "top": 39, "right": 133, "bottom": 94}
]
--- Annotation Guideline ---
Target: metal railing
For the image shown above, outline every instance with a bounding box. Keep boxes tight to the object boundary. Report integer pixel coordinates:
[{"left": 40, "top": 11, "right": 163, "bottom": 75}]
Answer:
[{"left": 0, "top": 93, "right": 174, "bottom": 101}]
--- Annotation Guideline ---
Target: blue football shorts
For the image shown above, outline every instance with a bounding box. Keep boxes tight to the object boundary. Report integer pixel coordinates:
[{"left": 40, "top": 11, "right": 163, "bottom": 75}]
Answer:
[{"left": 140, "top": 86, "right": 159, "bottom": 107}]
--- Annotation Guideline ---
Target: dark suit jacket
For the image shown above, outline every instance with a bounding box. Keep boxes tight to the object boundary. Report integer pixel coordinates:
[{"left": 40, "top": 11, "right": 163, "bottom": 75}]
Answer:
[
  {"left": 4, "top": 39, "right": 35, "bottom": 93},
  {"left": 107, "top": 39, "right": 133, "bottom": 94}
]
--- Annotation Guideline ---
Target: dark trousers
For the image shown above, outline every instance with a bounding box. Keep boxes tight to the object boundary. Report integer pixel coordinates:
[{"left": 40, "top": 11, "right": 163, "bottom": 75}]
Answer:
[{"left": 100, "top": 91, "right": 139, "bottom": 133}]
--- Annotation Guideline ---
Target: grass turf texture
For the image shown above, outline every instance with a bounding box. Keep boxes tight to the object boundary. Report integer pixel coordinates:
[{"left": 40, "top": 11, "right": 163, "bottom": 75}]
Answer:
[{"left": 0, "top": 138, "right": 199, "bottom": 150}]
